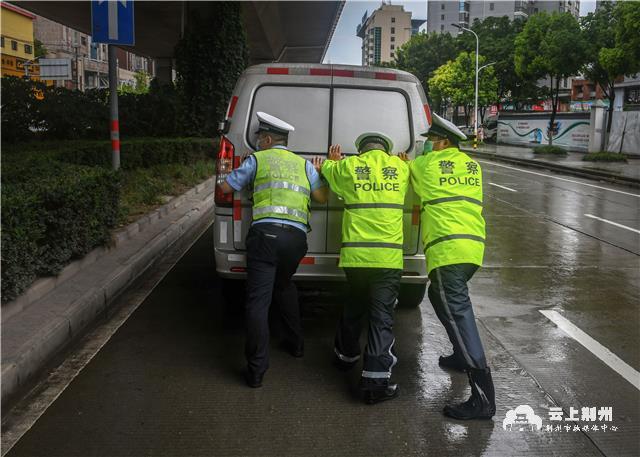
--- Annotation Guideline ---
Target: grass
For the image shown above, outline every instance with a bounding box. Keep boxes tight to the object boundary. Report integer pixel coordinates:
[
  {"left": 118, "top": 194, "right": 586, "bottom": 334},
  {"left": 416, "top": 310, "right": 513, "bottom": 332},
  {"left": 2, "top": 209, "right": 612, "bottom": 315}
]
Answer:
[
  {"left": 582, "top": 152, "right": 628, "bottom": 162},
  {"left": 118, "top": 159, "right": 215, "bottom": 224},
  {"left": 533, "top": 145, "right": 567, "bottom": 155}
]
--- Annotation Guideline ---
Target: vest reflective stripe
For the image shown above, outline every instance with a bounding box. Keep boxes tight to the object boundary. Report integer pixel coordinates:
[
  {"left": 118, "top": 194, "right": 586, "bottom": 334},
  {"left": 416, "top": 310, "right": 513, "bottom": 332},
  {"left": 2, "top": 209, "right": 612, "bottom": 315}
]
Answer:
[
  {"left": 342, "top": 242, "right": 404, "bottom": 249},
  {"left": 321, "top": 150, "right": 410, "bottom": 269},
  {"left": 424, "top": 234, "right": 485, "bottom": 251},
  {"left": 424, "top": 196, "right": 482, "bottom": 206},
  {"left": 253, "top": 205, "right": 308, "bottom": 220},
  {"left": 252, "top": 148, "right": 311, "bottom": 226},
  {"left": 344, "top": 203, "right": 404, "bottom": 210},
  {"left": 253, "top": 180, "right": 311, "bottom": 197},
  {"left": 409, "top": 147, "right": 485, "bottom": 274},
  {"left": 362, "top": 370, "right": 391, "bottom": 379}
]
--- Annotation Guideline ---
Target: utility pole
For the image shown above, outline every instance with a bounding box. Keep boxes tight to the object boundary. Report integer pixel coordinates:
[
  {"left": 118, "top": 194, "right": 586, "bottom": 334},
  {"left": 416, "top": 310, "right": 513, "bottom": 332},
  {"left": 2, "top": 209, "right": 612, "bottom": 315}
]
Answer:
[{"left": 108, "top": 45, "right": 120, "bottom": 170}]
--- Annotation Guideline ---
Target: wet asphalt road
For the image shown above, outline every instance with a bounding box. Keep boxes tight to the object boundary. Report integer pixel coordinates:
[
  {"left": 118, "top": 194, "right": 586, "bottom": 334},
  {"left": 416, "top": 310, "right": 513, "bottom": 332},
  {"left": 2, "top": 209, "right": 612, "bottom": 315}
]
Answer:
[{"left": 3, "top": 161, "right": 639, "bottom": 457}]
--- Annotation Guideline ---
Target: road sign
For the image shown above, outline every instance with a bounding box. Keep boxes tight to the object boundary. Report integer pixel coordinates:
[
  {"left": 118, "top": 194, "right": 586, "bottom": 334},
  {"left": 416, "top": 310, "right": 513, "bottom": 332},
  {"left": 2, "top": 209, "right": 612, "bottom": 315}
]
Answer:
[
  {"left": 39, "top": 58, "right": 72, "bottom": 80},
  {"left": 91, "top": 0, "right": 135, "bottom": 45}
]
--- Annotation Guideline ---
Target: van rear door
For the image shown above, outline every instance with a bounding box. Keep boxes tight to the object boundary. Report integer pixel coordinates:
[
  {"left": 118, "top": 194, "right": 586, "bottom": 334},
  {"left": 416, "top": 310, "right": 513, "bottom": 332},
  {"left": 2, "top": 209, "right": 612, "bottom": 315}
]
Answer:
[
  {"left": 327, "top": 86, "right": 420, "bottom": 256},
  {"left": 235, "top": 84, "right": 330, "bottom": 253}
]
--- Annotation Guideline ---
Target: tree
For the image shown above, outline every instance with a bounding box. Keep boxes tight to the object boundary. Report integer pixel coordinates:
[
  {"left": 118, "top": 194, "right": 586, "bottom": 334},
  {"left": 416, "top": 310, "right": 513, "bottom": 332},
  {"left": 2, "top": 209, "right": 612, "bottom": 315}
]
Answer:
[
  {"left": 390, "top": 32, "right": 458, "bottom": 93},
  {"left": 515, "top": 12, "right": 586, "bottom": 145},
  {"left": 429, "top": 52, "right": 498, "bottom": 125},
  {"left": 581, "top": 1, "right": 640, "bottom": 137},
  {"left": 34, "top": 39, "right": 47, "bottom": 58}
]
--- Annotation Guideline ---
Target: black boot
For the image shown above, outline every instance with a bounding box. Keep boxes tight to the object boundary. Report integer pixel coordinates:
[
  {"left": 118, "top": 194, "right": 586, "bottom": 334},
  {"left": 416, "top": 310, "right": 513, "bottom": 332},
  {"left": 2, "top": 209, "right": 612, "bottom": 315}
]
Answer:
[
  {"left": 438, "top": 353, "right": 466, "bottom": 372},
  {"left": 443, "top": 367, "right": 495, "bottom": 420},
  {"left": 360, "top": 378, "right": 399, "bottom": 405}
]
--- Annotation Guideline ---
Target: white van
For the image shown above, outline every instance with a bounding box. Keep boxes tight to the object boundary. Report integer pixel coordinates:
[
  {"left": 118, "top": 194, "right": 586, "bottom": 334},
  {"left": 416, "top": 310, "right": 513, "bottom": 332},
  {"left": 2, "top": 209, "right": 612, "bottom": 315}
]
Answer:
[{"left": 214, "top": 63, "right": 433, "bottom": 307}]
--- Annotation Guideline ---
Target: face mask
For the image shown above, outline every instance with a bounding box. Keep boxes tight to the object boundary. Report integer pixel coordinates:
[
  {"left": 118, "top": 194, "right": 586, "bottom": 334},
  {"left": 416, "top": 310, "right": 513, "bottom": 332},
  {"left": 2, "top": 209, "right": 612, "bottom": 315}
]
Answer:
[{"left": 423, "top": 140, "right": 433, "bottom": 154}]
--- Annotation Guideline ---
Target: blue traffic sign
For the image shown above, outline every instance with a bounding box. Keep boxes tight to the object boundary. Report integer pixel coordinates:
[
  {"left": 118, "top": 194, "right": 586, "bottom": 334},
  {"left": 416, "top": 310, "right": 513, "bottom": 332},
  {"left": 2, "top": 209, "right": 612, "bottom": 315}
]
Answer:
[{"left": 91, "top": 0, "right": 135, "bottom": 45}]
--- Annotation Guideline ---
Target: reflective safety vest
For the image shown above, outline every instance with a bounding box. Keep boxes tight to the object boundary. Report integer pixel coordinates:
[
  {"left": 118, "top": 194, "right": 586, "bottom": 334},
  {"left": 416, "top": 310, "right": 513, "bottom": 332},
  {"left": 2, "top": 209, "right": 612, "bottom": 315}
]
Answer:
[
  {"left": 321, "top": 149, "right": 409, "bottom": 269},
  {"left": 252, "top": 148, "right": 311, "bottom": 226},
  {"left": 409, "top": 147, "right": 485, "bottom": 274}
]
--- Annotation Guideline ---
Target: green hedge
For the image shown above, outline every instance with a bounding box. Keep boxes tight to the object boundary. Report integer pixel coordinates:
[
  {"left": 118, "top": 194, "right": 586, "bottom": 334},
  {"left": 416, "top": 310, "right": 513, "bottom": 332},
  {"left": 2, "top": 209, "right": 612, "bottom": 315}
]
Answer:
[
  {"left": 1, "top": 164, "right": 120, "bottom": 302},
  {"left": 1, "top": 137, "right": 216, "bottom": 303},
  {"left": 582, "top": 152, "right": 628, "bottom": 162},
  {"left": 533, "top": 145, "right": 568, "bottom": 155}
]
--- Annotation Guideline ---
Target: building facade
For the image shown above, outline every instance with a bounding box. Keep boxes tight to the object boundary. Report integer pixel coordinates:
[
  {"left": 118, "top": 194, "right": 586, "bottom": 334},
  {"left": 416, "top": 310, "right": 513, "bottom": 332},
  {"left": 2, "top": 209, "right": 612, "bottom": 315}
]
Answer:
[
  {"left": 32, "top": 13, "right": 154, "bottom": 91},
  {"left": 1, "top": 2, "right": 40, "bottom": 80},
  {"left": 356, "top": 3, "right": 425, "bottom": 66},
  {"left": 427, "top": 0, "right": 580, "bottom": 35}
]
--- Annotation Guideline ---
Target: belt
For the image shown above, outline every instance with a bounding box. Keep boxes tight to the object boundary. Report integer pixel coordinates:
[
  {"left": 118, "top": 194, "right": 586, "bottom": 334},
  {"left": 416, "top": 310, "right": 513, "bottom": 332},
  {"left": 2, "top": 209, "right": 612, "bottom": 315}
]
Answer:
[{"left": 257, "top": 222, "right": 302, "bottom": 231}]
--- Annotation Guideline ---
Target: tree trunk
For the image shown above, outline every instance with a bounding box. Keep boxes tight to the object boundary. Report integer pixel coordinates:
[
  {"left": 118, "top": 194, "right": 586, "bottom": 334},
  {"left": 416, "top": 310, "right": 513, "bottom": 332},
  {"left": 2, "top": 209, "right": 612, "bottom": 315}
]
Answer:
[{"left": 548, "top": 76, "right": 559, "bottom": 146}]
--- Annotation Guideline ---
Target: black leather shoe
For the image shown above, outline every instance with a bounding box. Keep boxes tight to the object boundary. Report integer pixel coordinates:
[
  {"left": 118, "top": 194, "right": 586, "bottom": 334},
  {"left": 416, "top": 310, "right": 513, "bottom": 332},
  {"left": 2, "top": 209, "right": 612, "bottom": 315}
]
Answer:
[
  {"left": 281, "top": 340, "right": 304, "bottom": 358},
  {"left": 443, "top": 367, "right": 495, "bottom": 420},
  {"left": 363, "top": 383, "right": 399, "bottom": 405},
  {"left": 438, "top": 353, "right": 466, "bottom": 372},
  {"left": 244, "top": 370, "right": 264, "bottom": 388}
]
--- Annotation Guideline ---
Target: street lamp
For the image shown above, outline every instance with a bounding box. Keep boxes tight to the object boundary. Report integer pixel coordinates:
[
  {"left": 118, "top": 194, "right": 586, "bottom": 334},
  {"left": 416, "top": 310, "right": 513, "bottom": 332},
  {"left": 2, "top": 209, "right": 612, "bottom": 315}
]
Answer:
[{"left": 452, "top": 23, "right": 479, "bottom": 149}]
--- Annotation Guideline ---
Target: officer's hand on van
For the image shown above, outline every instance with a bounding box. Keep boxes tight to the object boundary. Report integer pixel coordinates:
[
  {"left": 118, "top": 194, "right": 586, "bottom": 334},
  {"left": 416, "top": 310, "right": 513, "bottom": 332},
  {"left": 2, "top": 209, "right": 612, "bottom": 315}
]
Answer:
[
  {"left": 312, "top": 156, "right": 324, "bottom": 172},
  {"left": 328, "top": 144, "right": 344, "bottom": 161},
  {"left": 398, "top": 152, "right": 410, "bottom": 162}
]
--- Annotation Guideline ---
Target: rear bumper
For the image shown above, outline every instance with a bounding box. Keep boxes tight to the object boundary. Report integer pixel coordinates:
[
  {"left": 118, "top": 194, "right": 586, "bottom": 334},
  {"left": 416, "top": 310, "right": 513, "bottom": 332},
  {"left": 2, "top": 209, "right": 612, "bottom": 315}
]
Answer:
[{"left": 215, "top": 248, "right": 428, "bottom": 284}]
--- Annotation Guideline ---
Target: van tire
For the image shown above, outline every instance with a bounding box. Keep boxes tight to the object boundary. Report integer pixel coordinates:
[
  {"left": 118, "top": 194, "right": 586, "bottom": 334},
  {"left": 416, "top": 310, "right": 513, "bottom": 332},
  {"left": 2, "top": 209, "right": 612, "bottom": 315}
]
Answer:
[
  {"left": 398, "top": 283, "right": 426, "bottom": 308},
  {"left": 222, "top": 279, "right": 246, "bottom": 309}
]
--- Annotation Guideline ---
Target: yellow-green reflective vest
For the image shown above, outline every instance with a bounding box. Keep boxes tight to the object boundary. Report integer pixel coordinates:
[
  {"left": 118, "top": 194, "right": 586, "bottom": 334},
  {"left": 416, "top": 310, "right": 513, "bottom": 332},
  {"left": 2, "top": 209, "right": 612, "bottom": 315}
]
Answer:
[
  {"left": 409, "top": 147, "right": 485, "bottom": 274},
  {"left": 321, "top": 149, "right": 409, "bottom": 269},
  {"left": 252, "top": 148, "right": 311, "bottom": 226}
]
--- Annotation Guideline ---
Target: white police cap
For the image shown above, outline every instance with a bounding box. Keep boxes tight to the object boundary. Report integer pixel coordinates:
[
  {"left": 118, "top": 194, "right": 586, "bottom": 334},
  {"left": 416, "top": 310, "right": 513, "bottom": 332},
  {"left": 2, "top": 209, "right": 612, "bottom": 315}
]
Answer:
[
  {"left": 355, "top": 131, "right": 394, "bottom": 153},
  {"left": 420, "top": 112, "right": 467, "bottom": 141},
  {"left": 255, "top": 111, "right": 295, "bottom": 136}
]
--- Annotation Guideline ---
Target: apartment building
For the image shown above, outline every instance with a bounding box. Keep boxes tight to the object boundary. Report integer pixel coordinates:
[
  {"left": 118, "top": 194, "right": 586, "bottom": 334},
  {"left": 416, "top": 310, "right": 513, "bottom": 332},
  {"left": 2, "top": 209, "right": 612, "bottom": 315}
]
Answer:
[{"left": 356, "top": 3, "right": 425, "bottom": 65}]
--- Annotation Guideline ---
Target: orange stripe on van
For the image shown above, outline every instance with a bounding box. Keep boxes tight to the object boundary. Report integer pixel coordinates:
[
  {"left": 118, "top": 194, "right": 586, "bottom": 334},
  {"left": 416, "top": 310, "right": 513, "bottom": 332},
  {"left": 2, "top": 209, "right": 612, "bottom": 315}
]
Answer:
[
  {"left": 412, "top": 205, "right": 421, "bottom": 225},
  {"left": 267, "top": 67, "right": 289, "bottom": 75},
  {"left": 310, "top": 68, "right": 332, "bottom": 76},
  {"left": 227, "top": 96, "right": 238, "bottom": 118},
  {"left": 375, "top": 72, "right": 396, "bottom": 80},
  {"left": 333, "top": 69, "right": 354, "bottom": 77},
  {"left": 233, "top": 200, "right": 242, "bottom": 220},
  {"left": 300, "top": 256, "right": 315, "bottom": 265}
]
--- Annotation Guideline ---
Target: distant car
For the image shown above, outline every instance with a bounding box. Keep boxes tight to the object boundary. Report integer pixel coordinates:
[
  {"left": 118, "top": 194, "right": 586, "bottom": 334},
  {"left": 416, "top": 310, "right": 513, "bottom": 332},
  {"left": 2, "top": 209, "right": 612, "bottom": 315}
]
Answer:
[
  {"left": 456, "top": 125, "right": 476, "bottom": 138},
  {"left": 482, "top": 118, "right": 498, "bottom": 142}
]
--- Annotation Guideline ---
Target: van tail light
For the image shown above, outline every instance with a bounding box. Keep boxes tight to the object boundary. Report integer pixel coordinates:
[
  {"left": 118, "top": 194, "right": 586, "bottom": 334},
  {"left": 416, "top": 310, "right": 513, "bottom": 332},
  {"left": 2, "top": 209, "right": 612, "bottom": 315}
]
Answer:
[{"left": 215, "top": 136, "right": 235, "bottom": 207}]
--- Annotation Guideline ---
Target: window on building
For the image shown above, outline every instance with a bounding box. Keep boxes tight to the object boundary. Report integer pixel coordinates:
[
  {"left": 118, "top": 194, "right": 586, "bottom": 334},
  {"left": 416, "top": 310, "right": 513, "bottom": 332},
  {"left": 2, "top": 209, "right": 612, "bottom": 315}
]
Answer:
[
  {"left": 90, "top": 42, "right": 98, "bottom": 59},
  {"left": 1, "top": 37, "right": 4, "bottom": 47},
  {"left": 391, "top": 27, "right": 395, "bottom": 34},
  {"left": 441, "top": 14, "right": 445, "bottom": 20},
  {"left": 11, "top": 40, "right": 17, "bottom": 51},
  {"left": 441, "top": 25, "right": 445, "bottom": 31},
  {"left": 390, "top": 52, "right": 395, "bottom": 59},
  {"left": 441, "top": 4, "right": 445, "bottom": 9},
  {"left": 24, "top": 44, "right": 32, "bottom": 54},
  {"left": 490, "top": 2, "right": 494, "bottom": 10},
  {"left": 81, "top": 36, "right": 87, "bottom": 46},
  {"left": 391, "top": 17, "right": 395, "bottom": 23},
  {"left": 390, "top": 44, "right": 395, "bottom": 50},
  {"left": 390, "top": 36, "right": 395, "bottom": 42}
]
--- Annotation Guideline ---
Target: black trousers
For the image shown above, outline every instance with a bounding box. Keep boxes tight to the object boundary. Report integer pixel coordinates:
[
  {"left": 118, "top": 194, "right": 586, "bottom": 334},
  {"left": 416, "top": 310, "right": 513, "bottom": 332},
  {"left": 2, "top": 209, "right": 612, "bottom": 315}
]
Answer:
[
  {"left": 428, "top": 263, "right": 487, "bottom": 369},
  {"left": 245, "top": 223, "right": 307, "bottom": 375},
  {"left": 335, "top": 268, "right": 401, "bottom": 387}
]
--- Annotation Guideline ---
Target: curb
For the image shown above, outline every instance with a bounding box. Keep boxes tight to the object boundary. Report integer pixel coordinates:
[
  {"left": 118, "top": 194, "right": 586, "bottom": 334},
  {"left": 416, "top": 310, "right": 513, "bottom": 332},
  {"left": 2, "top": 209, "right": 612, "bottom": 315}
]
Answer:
[
  {"left": 1, "top": 179, "right": 215, "bottom": 406},
  {"left": 461, "top": 149, "right": 640, "bottom": 189}
]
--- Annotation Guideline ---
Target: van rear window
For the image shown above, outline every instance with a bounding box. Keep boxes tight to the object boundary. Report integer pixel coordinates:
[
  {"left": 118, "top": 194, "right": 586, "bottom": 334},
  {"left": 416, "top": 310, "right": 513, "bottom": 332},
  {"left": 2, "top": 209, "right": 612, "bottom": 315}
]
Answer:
[
  {"left": 248, "top": 86, "right": 330, "bottom": 153},
  {"left": 332, "top": 88, "right": 411, "bottom": 154}
]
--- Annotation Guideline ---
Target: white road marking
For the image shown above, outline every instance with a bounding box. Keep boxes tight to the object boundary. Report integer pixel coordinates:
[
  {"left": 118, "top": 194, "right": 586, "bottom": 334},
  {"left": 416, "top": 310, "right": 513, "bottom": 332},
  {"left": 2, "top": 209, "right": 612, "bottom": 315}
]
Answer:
[
  {"left": 584, "top": 214, "right": 640, "bottom": 234},
  {"left": 479, "top": 160, "right": 640, "bottom": 198},
  {"left": 540, "top": 310, "right": 640, "bottom": 391},
  {"left": 489, "top": 182, "right": 517, "bottom": 192}
]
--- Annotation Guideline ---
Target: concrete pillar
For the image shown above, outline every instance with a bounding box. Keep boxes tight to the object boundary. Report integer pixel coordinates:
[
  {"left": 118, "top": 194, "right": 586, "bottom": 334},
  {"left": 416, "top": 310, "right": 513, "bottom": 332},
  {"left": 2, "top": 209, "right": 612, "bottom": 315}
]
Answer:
[
  {"left": 155, "top": 57, "right": 174, "bottom": 84},
  {"left": 588, "top": 100, "right": 607, "bottom": 153}
]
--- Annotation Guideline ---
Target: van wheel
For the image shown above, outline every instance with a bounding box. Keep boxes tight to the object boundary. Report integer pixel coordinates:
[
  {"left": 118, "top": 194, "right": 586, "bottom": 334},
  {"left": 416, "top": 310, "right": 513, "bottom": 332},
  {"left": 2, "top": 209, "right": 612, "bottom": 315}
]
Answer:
[
  {"left": 398, "top": 283, "right": 426, "bottom": 308},
  {"left": 222, "top": 279, "right": 246, "bottom": 309}
]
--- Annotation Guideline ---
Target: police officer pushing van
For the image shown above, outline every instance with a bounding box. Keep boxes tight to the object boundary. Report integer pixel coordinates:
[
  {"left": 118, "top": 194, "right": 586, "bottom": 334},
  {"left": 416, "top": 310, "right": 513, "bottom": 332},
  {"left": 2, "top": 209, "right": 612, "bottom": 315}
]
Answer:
[
  {"left": 316, "top": 133, "right": 409, "bottom": 404},
  {"left": 409, "top": 113, "right": 495, "bottom": 420},
  {"left": 220, "top": 112, "right": 328, "bottom": 388}
]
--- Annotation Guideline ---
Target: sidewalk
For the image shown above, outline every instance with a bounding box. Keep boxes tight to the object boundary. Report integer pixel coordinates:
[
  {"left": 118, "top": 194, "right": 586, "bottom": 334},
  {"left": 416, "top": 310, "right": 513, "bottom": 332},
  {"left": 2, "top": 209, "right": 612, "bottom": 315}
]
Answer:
[{"left": 461, "top": 143, "right": 640, "bottom": 187}]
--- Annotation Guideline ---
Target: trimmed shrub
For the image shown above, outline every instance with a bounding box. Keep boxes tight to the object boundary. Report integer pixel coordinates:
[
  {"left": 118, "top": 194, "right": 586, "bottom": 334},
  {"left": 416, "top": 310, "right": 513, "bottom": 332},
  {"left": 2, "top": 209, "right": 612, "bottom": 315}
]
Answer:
[
  {"left": 533, "top": 145, "right": 568, "bottom": 154},
  {"left": 1, "top": 164, "right": 120, "bottom": 302},
  {"left": 582, "top": 152, "right": 628, "bottom": 162}
]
